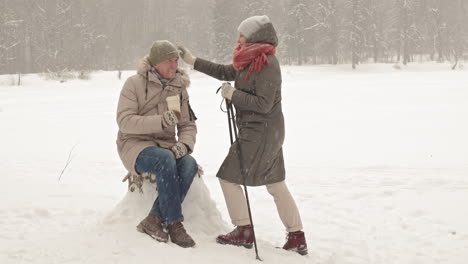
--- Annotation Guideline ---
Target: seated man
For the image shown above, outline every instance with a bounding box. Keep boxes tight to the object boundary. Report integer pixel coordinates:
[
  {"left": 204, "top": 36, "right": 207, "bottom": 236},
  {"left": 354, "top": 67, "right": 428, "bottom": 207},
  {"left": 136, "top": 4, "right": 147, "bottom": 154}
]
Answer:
[{"left": 116, "top": 40, "right": 198, "bottom": 248}]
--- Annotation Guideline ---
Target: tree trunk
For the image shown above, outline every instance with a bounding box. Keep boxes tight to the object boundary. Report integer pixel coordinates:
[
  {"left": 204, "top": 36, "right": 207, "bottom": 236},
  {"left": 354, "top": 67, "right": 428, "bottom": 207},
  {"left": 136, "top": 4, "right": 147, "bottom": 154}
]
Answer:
[
  {"left": 24, "top": 36, "right": 32, "bottom": 73},
  {"left": 452, "top": 57, "right": 458, "bottom": 70},
  {"left": 297, "top": 42, "right": 303, "bottom": 65},
  {"left": 351, "top": 0, "right": 358, "bottom": 69},
  {"left": 373, "top": 37, "right": 379, "bottom": 63},
  {"left": 400, "top": 0, "right": 409, "bottom": 66}
]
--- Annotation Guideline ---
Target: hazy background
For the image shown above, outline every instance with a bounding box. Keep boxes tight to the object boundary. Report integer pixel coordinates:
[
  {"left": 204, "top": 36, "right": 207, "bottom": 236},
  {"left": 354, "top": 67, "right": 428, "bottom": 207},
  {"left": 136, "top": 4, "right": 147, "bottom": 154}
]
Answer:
[
  {"left": 1, "top": 1, "right": 468, "bottom": 263},
  {"left": 1, "top": 0, "right": 467, "bottom": 75}
]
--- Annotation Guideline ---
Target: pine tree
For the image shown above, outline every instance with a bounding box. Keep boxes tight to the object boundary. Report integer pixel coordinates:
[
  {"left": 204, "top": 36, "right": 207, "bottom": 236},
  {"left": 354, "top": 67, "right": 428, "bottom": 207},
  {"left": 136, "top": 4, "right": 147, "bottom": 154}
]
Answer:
[
  {"left": 284, "top": 0, "right": 313, "bottom": 65},
  {"left": 364, "top": 0, "right": 386, "bottom": 62},
  {"left": 312, "top": 0, "right": 342, "bottom": 64},
  {"left": 394, "top": 0, "right": 420, "bottom": 65},
  {"left": 3, "top": 0, "right": 467, "bottom": 74},
  {"left": 427, "top": 0, "right": 448, "bottom": 62},
  {"left": 212, "top": 0, "right": 242, "bottom": 63},
  {"left": 174, "top": 0, "right": 215, "bottom": 61},
  {"left": 347, "top": 0, "right": 366, "bottom": 68}
]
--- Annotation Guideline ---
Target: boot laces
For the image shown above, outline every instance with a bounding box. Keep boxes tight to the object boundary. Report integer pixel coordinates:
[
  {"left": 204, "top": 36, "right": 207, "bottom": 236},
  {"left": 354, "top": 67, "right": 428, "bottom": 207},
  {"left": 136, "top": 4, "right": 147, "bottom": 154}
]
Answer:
[
  {"left": 285, "top": 231, "right": 297, "bottom": 239},
  {"left": 225, "top": 225, "right": 250, "bottom": 240},
  {"left": 226, "top": 226, "right": 241, "bottom": 238}
]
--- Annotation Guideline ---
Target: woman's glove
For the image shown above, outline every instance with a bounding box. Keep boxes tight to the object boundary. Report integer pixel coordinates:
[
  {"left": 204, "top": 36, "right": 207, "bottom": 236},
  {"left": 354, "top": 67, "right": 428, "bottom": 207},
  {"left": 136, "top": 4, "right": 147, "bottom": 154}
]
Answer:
[
  {"left": 221, "top": 82, "right": 236, "bottom": 100},
  {"left": 177, "top": 45, "right": 196, "bottom": 65}
]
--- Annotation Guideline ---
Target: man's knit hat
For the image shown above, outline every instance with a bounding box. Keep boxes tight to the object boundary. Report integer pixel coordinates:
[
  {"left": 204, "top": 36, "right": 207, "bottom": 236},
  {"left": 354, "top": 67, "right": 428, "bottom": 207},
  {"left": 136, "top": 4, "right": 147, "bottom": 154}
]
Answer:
[
  {"left": 148, "top": 40, "right": 179, "bottom": 66},
  {"left": 237, "top": 15, "right": 271, "bottom": 38}
]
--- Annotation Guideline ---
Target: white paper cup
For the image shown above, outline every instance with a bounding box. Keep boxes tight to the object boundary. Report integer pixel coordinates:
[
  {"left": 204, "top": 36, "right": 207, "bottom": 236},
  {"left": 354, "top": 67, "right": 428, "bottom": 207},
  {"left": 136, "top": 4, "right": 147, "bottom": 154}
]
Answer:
[{"left": 166, "top": 95, "right": 181, "bottom": 114}]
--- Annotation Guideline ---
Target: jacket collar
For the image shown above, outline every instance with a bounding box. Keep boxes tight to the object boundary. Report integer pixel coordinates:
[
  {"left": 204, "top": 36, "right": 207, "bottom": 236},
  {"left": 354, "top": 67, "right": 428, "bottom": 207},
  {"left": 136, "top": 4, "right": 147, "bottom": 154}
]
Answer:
[{"left": 137, "top": 56, "right": 190, "bottom": 88}]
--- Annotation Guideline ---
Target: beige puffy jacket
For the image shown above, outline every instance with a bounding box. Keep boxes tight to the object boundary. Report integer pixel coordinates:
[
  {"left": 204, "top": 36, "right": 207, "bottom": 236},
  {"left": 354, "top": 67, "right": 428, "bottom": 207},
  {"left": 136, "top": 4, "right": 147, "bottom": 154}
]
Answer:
[{"left": 116, "top": 57, "right": 197, "bottom": 175}]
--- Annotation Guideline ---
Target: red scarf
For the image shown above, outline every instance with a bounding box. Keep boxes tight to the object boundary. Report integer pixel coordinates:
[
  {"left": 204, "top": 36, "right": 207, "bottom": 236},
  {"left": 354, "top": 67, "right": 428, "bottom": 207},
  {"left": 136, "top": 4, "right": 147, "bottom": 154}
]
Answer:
[{"left": 232, "top": 42, "right": 276, "bottom": 81}]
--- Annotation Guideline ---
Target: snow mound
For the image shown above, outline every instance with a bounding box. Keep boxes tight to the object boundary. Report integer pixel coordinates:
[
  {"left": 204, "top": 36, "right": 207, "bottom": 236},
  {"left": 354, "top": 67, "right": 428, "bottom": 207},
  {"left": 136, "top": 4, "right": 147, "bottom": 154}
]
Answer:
[{"left": 103, "top": 175, "right": 229, "bottom": 236}]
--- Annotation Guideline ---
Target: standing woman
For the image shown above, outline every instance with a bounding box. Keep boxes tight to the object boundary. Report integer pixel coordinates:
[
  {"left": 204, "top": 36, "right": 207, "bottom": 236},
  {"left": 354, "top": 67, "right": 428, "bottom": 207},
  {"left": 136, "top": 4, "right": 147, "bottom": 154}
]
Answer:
[{"left": 178, "top": 15, "right": 308, "bottom": 255}]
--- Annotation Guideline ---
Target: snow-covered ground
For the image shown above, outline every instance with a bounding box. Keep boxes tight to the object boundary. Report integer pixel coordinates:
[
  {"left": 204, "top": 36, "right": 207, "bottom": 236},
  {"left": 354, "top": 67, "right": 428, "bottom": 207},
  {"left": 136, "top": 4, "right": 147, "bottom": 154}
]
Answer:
[{"left": 1, "top": 63, "right": 467, "bottom": 264}]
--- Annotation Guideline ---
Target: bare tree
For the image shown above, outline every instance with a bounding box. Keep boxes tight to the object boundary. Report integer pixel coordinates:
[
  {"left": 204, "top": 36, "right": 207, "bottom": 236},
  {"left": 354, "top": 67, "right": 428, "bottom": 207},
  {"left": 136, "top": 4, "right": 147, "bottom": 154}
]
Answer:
[
  {"left": 395, "top": 0, "right": 421, "bottom": 65},
  {"left": 213, "top": 0, "right": 242, "bottom": 63},
  {"left": 347, "top": 0, "right": 366, "bottom": 69},
  {"left": 365, "top": 0, "right": 386, "bottom": 62},
  {"left": 284, "top": 0, "right": 313, "bottom": 65},
  {"left": 428, "top": 0, "right": 448, "bottom": 62},
  {"left": 2, "top": 0, "right": 467, "bottom": 74},
  {"left": 449, "top": 0, "right": 466, "bottom": 69},
  {"left": 0, "top": 1, "right": 21, "bottom": 73},
  {"left": 311, "top": 0, "right": 341, "bottom": 65}
]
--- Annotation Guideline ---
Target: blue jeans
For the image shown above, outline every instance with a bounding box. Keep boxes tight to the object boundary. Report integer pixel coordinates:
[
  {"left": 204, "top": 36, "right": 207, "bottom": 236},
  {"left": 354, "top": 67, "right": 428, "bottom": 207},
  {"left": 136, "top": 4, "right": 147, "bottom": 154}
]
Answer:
[{"left": 135, "top": 146, "right": 198, "bottom": 225}]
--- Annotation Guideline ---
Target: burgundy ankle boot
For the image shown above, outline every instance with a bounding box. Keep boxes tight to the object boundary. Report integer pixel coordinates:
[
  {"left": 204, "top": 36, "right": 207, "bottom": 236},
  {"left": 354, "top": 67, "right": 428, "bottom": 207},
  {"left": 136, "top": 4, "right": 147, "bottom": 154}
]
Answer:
[
  {"left": 283, "top": 231, "right": 308, "bottom": 255},
  {"left": 216, "top": 225, "right": 254, "bottom": 248}
]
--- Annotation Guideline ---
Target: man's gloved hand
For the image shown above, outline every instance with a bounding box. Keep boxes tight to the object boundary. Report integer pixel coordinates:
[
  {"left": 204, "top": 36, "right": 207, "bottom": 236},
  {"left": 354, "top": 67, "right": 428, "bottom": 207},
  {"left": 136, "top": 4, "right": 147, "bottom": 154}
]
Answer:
[
  {"left": 170, "top": 142, "right": 188, "bottom": 159},
  {"left": 221, "top": 82, "right": 236, "bottom": 100},
  {"left": 177, "top": 45, "right": 196, "bottom": 66},
  {"left": 162, "top": 110, "right": 179, "bottom": 128}
]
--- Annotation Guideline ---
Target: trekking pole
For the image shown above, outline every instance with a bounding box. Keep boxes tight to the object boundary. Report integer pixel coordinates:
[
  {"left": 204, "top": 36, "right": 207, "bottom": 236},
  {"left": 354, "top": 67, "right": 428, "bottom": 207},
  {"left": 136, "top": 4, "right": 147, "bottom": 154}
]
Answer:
[{"left": 225, "top": 99, "right": 262, "bottom": 261}]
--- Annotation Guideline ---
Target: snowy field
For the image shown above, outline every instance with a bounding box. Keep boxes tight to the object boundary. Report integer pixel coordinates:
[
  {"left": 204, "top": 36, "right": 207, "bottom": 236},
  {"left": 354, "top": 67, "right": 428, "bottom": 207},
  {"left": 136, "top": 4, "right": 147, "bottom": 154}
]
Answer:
[{"left": 1, "top": 63, "right": 467, "bottom": 264}]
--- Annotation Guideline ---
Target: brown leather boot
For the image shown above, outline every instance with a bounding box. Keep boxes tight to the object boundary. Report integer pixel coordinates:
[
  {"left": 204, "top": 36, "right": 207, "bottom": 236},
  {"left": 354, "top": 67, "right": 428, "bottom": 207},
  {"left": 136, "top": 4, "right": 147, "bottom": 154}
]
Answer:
[
  {"left": 282, "top": 231, "right": 308, "bottom": 255},
  {"left": 216, "top": 225, "right": 253, "bottom": 248},
  {"left": 167, "top": 222, "right": 196, "bottom": 248},
  {"left": 136, "top": 215, "right": 168, "bottom": 242}
]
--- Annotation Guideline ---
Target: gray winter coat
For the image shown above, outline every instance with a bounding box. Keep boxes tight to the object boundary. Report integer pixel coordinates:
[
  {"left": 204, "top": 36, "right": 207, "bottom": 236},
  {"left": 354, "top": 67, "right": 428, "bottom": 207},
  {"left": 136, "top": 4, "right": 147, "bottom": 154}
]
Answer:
[{"left": 194, "top": 22, "right": 285, "bottom": 186}]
